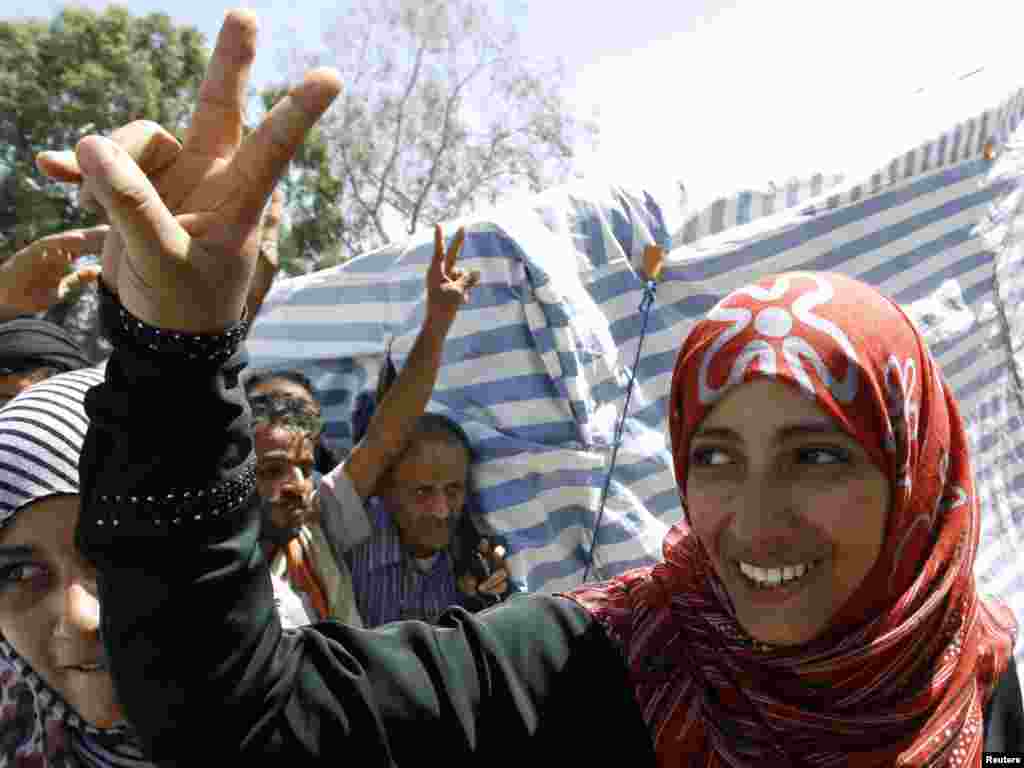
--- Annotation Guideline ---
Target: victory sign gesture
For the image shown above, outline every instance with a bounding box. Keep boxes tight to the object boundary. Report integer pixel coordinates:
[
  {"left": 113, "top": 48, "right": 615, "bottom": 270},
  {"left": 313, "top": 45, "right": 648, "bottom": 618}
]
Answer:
[{"left": 36, "top": 11, "right": 341, "bottom": 333}]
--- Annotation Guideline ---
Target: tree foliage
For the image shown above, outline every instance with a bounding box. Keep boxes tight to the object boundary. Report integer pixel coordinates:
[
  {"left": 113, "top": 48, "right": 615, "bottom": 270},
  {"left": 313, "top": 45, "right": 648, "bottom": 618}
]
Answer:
[
  {"left": 266, "top": 0, "right": 597, "bottom": 273},
  {"left": 0, "top": 6, "right": 207, "bottom": 252}
]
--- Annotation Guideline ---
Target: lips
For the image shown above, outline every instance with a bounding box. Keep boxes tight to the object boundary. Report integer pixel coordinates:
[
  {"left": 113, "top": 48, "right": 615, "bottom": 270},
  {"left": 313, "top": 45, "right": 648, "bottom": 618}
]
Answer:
[{"left": 62, "top": 661, "right": 106, "bottom": 673}]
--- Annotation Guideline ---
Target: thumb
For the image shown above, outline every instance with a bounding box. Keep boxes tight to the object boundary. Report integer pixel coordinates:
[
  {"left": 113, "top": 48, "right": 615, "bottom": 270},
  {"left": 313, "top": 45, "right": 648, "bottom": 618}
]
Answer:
[{"left": 75, "top": 136, "right": 188, "bottom": 267}]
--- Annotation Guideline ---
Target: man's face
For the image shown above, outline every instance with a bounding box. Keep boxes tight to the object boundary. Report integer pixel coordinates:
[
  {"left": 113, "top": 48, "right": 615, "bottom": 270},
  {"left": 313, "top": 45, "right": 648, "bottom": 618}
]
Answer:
[
  {"left": 254, "top": 423, "right": 317, "bottom": 544},
  {"left": 381, "top": 438, "right": 471, "bottom": 558}
]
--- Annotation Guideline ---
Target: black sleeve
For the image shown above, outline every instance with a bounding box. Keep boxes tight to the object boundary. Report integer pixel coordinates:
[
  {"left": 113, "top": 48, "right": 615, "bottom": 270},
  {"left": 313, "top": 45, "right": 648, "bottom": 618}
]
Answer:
[
  {"left": 75, "top": 286, "right": 654, "bottom": 767},
  {"left": 984, "top": 657, "right": 1024, "bottom": 753}
]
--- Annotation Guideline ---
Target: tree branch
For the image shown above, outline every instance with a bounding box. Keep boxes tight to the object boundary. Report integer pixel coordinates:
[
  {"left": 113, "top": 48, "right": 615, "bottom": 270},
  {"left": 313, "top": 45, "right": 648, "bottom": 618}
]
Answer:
[{"left": 407, "top": 53, "right": 508, "bottom": 233}]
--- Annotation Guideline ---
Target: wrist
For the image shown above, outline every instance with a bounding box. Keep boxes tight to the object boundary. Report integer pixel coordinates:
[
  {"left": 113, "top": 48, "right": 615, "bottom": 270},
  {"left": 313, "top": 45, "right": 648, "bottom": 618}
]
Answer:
[{"left": 423, "top": 307, "right": 456, "bottom": 336}]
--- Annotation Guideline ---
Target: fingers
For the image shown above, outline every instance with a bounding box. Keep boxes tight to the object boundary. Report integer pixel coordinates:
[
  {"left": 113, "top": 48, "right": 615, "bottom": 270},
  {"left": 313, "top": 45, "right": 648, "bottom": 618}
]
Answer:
[
  {"left": 229, "top": 68, "right": 342, "bottom": 226},
  {"left": 432, "top": 224, "right": 445, "bottom": 277},
  {"left": 57, "top": 265, "right": 102, "bottom": 300},
  {"left": 36, "top": 150, "right": 84, "bottom": 183},
  {"left": 258, "top": 188, "right": 284, "bottom": 268},
  {"left": 18, "top": 227, "right": 109, "bottom": 262},
  {"left": 478, "top": 569, "right": 508, "bottom": 595},
  {"left": 444, "top": 227, "right": 466, "bottom": 275},
  {"left": 76, "top": 136, "right": 189, "bottom": 271},
  {"left": 37, "top": 121, "right": 181, "bottom": 193},
  {"left": 457, "top": 270, "right": 481, "bottom": 294},
  {"left": 184, "top": 9, "right": 258, "bottom": 157},
  {"left": 81, "top": 122, "right": 183, "bottom": 213}
]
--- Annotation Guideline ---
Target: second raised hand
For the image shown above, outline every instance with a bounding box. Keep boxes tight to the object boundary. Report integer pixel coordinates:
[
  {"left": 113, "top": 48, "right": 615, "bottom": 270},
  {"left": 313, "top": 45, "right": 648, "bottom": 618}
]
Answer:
[
  {"left": 35, "top": 10, "right": 342, "bottom": 334},
  {"left": 427, "top": 225, "right": 481, "bottom": 328}
]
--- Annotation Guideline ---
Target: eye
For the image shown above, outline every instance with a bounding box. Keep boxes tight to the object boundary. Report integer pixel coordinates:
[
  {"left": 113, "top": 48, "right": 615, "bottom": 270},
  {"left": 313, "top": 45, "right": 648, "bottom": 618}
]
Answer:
[
  {"left": 690, "top": 446, "right": 733, "bottom": 466},
  {"left": 0, "top": 563, "right": 47, "bottom": 588},
  {"left": 797, "top": 446, "right": 849, "bottom": 465}
]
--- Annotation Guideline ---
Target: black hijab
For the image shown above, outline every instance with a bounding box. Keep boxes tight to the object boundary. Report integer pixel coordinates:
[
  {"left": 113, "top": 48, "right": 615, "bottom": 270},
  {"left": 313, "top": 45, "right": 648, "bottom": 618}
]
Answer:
[{"left": 0, "top": 317, "right": 93, "bottom": 372}]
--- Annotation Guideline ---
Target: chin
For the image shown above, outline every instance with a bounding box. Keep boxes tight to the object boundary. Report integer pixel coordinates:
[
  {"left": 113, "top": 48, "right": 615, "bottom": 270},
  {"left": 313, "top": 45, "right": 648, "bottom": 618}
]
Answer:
[
  {"left": 734, "top": 612, "right": 825, "bottom": 647},
  {"left": 60, "top": 672, "right": 123, "bottom": 729}
]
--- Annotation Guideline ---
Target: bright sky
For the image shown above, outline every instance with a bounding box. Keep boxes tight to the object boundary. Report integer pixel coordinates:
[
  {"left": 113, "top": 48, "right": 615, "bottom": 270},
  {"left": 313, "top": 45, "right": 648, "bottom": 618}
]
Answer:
[{"left": 7, "top": 0, "right": 1024, "bottom": 233}]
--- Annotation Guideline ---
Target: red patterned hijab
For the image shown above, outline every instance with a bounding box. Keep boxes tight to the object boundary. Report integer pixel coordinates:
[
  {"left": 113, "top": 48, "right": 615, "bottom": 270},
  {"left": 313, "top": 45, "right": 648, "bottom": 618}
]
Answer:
[{"left": 567, "top": 272, "right": 1016, "bottom": 767}]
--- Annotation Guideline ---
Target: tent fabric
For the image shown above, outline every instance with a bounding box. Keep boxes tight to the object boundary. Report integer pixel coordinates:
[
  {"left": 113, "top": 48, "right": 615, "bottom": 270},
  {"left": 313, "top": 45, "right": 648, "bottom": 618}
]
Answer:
[
  {"left": 249, "top": 84, "right": 1024, "bottom": 665},
  {"left": 674, "top": 172, "right": 846, "bottom": 246}
]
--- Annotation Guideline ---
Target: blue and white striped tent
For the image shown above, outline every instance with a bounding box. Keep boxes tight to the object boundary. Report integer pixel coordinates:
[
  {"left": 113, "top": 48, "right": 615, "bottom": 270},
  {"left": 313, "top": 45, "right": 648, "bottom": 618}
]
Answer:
[{"left": 250, "top": 81, "right": 1024, "bottom": 661}]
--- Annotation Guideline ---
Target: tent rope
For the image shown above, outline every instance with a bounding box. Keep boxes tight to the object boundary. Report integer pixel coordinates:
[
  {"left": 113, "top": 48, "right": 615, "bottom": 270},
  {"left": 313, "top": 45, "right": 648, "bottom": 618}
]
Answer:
[{"left": 582, "top": 276, "right": 658, "bottom": 584}]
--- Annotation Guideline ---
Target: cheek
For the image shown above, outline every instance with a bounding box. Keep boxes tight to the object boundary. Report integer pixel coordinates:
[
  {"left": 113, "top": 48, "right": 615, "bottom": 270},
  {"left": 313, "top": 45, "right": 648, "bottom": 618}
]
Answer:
[
  {"left": 0, "top": 600, "right": 54, "bottom": 680},
  {"left": 686, "top": 485, "right": 736, "bottom": 554},
  {"left": 797, "top": 481, "right": 887, "bottom": 558}
]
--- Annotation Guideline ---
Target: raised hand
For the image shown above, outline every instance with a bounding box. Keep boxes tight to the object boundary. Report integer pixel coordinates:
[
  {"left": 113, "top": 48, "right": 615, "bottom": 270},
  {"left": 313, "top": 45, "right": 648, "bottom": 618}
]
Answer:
[
  {"left": 426, "top": 225, "right": 480, "bottom": 328},
  {"left": 0, "top": 227, "right": 107, "bottom": 320},
  {"left": 246, "top": 187, "right": 285, "bottom": 322},
  {"left": 35, "top": 11, "right": 341, "bottom": 334}
]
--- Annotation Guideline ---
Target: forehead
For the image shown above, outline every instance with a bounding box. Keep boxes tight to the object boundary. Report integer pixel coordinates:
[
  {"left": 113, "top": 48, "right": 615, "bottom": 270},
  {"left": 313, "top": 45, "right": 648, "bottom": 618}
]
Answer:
[
  {"left": 250, "top": 378, "right": 315, "bottom": 404},
  {"left": 699, "top": 378, "right": 836, "bottom": 434},
  {"left": 253, "top": 423, "right": 315, "bottom": 457},
  {"left": 0, "top": 494, "right": 80, "bottom": 549},
  {"left": 392, "top": 439, "right": 470, "bottom": 485}
]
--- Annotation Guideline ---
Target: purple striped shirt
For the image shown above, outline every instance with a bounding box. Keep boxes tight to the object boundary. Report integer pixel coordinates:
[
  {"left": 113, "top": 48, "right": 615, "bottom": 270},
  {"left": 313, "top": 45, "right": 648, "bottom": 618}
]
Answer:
[
  {"left": 345, "top": 501, "right": 468, "bottom": 627},
  {"left": 317, "top": 462, "right": 469, "bottom": 628}
]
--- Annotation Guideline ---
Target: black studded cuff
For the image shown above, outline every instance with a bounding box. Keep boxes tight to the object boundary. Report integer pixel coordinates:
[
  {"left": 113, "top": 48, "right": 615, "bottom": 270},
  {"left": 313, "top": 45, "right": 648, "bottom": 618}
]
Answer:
[
  {"left": 90, "top": 455, "right": 257, "bottom": 530},
  {"left": 98, "top": 278, "right": 249, "bottom": 367}
]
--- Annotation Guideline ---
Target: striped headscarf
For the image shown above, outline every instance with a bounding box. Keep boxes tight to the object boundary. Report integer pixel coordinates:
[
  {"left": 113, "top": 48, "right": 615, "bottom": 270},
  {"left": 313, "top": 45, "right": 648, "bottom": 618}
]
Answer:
[
  {"left": 0, "top": 367, "right": 150, "bottom": 768},
  {"left": 567, "top": 272, "right": 1017, "bottom": 767}
]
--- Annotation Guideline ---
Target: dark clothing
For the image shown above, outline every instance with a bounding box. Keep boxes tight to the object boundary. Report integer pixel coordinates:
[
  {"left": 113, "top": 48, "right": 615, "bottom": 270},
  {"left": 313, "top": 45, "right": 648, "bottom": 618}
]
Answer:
[
  {"left": 985, "top": 653, "right": 1024, "bottom": 753},
  {"left": 75, "top": 293, "right": 1022, "bottom": 766},
  {"left": 0, "top": 316, "right": 92, "bottom": 371},
  {"left": 75, "top": 300, "right": 653, "bottom": 766}
]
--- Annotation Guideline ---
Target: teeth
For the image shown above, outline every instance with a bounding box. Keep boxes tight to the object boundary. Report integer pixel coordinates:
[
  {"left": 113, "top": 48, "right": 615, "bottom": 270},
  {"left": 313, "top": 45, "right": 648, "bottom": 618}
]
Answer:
[{"left": 738, "top": 560, "right": 817, "bottom": 587}]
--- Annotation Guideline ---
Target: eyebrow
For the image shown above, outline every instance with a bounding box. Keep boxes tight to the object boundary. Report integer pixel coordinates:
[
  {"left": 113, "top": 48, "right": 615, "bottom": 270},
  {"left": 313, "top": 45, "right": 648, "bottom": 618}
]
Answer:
[
  {"left": 0, "top": 545, "right": 35, "bottom": 562},
  {"left": 693, "top": 421, "right": 845, "bottom": 443}
]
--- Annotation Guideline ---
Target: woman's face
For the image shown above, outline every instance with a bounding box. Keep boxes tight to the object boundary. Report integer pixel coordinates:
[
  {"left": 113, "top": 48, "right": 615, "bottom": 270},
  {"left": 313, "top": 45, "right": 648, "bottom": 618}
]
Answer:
[
  {"left": 686, "top": 379, "right": 890, "bottom": 647},
  {"left": 0, "top": 495, "right": 120, "bottom": 727}
]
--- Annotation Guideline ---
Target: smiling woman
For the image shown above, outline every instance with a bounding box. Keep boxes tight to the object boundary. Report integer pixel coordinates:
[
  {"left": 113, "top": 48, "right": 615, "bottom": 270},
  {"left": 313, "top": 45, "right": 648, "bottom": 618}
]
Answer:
[
  {"left": 0, "top": 367, "right": 151, "bottom": 766},
  {"left": 569, "top": 271, "right": 1022, "bottom": 764}
]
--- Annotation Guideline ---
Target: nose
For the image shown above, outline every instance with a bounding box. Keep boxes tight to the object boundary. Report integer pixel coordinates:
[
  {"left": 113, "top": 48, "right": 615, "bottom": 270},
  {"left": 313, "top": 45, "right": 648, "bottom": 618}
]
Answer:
[
  {"left": 730, "top": 472, "right": 799, "bottom": 555},
  {"left": 54, "top": 581, "right": 101, "bottom": 639},
  {"left": 424, "top": 491, "right": 451, "bottom": 521}
]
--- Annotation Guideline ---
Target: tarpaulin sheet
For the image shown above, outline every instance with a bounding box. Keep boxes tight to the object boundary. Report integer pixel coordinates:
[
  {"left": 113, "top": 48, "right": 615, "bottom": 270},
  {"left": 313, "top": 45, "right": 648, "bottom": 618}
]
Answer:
[{"left": 250, "top": 84, "right": 1024, "bottom": 663}]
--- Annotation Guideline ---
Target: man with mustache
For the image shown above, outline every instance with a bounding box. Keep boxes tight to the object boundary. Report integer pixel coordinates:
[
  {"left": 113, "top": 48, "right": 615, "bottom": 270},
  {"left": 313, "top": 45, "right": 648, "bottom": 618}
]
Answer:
[{"left": 251, "top": 390, "right": 361, "bottom": 626}]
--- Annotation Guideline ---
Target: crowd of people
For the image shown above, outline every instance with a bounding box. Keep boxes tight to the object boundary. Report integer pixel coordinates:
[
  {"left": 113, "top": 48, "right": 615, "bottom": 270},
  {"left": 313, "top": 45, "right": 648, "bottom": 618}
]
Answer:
[{"left": 1, "top": 8, "right": 1022, "bottom": 767}]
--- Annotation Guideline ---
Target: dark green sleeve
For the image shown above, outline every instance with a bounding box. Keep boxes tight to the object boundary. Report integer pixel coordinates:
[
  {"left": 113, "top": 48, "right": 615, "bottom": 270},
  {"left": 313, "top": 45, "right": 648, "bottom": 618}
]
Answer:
[{"left": 75, "top": 297, "right": 654, "bottom": 767}]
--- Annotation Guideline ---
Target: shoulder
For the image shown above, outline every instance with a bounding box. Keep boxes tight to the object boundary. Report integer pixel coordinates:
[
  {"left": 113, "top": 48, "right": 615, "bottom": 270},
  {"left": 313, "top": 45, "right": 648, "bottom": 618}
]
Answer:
[{"left": 558, "top": 566, "right": 660, "bottom": 652}]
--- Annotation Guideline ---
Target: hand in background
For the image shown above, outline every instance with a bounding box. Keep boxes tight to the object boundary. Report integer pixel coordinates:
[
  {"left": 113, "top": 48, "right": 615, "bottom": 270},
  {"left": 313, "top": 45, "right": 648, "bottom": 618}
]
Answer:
[
  {"left": 424, "top": 224, "right": 480, "bottom": 329},
  {"left": 0, "top": 227, "right": 106, "bottom": 321}
]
